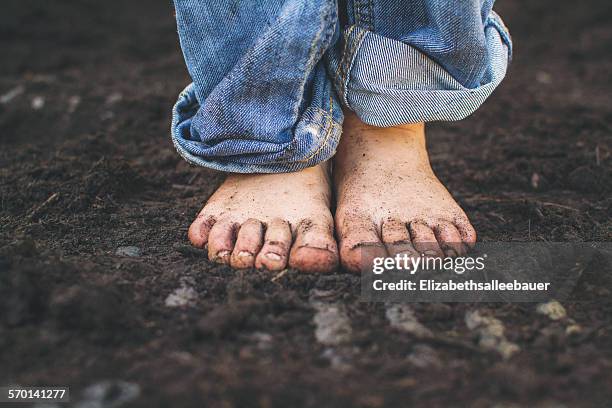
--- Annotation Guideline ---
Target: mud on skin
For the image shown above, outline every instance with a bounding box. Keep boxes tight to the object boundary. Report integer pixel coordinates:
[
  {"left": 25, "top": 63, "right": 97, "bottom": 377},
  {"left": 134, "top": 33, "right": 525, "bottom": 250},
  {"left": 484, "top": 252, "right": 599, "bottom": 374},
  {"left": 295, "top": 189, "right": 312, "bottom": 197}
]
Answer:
[
  {"left": 333, "top": 112, "right": 477, "bottom": 273},
  {"left": 1, "top": 0, "right": 611, "bottom": 407},
  {"left": 187, "top": 163, "right": 339, "bottom": 273},
  {"left": 189, "top": 111, "right": 477, "bottom": 274}
]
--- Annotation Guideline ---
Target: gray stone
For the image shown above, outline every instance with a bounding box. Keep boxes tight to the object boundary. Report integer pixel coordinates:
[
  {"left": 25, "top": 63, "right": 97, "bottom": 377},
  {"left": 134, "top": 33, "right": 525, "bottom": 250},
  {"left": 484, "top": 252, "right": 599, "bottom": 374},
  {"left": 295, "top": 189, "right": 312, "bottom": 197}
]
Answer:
[
  {"left": 536, "top": 300, "right": 567, "bottom": 321},
  {"left": 115, "top": 246, "right": 141, "bottom": 257},
  {"left": 74, "top": 381, "right": 140, "bottom": 408},
  {"left": 386, "top": 304, "right": 432, "bottom": 338},
  {"left": 311, "top": 302, "right": 352, "bottom": 346},
  {"left": 165, "top": 286, "right": 198, "bottom": 308},
  {"left": 465, "top": 310, "right": 520, "bottom": 359},
  {"left": 407, "top": 344, "right": 442, "bottom": 368}
]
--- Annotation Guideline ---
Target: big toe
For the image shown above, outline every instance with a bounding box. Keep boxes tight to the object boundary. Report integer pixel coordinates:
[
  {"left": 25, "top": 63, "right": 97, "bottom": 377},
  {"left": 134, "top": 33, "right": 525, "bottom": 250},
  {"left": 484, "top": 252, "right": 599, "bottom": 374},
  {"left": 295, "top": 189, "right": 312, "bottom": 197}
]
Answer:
[
  {"left": 289, "top": 218, "right": 338, "bottom": 273},
  {"left": 337, "top": 215, "right": 386, "bottom": 273}
]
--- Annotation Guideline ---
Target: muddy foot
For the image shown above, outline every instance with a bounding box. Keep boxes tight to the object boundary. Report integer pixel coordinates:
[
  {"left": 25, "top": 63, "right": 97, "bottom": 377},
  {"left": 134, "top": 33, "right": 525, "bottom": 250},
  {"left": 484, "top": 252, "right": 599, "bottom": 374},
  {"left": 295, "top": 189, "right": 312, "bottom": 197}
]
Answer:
[
  {"left": 333, "top": 112, "right": 477, "bottom": 272},
  {"left": 188, "top": 163, "right": 338, "bottom": 273}
]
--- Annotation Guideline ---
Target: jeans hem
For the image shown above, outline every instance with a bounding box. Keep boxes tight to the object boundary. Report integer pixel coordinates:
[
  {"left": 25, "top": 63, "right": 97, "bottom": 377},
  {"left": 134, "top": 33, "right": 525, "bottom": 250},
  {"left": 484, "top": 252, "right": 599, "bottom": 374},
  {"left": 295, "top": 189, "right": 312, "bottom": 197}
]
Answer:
[
  {"left": 334, "top": 12, "right": 512, "bottom": 127},
  {"left": 170, "top": 84, "right": 342, "bottom": 174}
]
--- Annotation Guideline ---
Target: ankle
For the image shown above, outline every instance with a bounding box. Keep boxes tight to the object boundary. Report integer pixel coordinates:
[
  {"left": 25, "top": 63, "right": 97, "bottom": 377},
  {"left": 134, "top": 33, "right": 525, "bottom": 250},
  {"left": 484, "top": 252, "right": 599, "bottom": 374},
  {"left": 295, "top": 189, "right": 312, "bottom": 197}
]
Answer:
[
  {"left": 344, "top": 109, "right": 423, "bottom": 130},
  {"left": 389, "top": 121, "right": 425, "bottom": 134}
]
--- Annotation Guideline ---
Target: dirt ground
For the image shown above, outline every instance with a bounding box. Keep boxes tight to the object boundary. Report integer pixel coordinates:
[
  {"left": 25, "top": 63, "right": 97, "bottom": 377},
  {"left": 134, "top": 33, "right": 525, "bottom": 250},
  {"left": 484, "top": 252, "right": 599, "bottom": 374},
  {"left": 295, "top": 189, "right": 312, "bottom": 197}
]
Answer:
[{"left": 1, "top": 0, "right": 611, "bottom": 407}]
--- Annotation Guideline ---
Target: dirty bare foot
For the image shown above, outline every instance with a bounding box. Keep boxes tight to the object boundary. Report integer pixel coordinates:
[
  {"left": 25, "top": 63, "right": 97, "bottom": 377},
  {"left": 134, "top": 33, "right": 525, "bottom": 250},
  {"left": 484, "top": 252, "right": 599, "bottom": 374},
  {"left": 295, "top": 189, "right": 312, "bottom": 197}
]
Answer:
[
  {"left": 188, "top": 163, "right": 338, "bottom": 273},
  {"left": 333, "top": 112, "right": 477, "bottom": 273}
]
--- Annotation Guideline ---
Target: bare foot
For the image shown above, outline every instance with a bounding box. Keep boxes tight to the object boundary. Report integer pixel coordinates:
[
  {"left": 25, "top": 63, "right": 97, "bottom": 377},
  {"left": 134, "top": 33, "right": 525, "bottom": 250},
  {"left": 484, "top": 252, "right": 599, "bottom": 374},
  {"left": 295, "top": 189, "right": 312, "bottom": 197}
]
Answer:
[
  {"left": 188, "top": 163, "right": 338, "bottom": 273},
  {"left": 333, "top": 112, "right": 477, "bottom": 273}
]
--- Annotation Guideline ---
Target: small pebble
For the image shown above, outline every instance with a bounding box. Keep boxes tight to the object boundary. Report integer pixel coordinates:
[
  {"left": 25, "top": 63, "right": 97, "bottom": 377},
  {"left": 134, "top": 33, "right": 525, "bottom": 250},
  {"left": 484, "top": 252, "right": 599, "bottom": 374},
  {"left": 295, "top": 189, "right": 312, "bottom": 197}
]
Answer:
[
  {"left": 75, "top": 381, "right": 140, "bottom": 408},
  {"left": 164, "top": 286, "right": 198, "bottom": 307},
  {"left": 466, "top": 310, "right": 520, "bottom": 359},
  {"left": 115, "top": 246, "right": 141, "bottom": 257},
  {"left": 535, "top": 71, "right": 552, "bottom": 84},
  {"left": 106, "top": 92, "right": 123, "bottom": 104},
  {"left": 565, "top": 324, "right": 582, "bottom": 335},
  {"left": 531, "top": 172, "right": 540, "bottom": 189},
  {"left": 322, "top": 347, "right": 352, "bottom": 371},
  {"left": 31, "top": 96, "right": 45, "bottom": 110},
  {"left": 386, "top": 304, "right": 432, "bottom": 338},
  {"left": 536, "top": 300, "right": 567, "bottom": 321},
  {"left": 407, "top": 344, "right": 441, "bottom": 368},
  {"left": 68, "top": 95, "right": 81, "bottom": 113},
  {"left": 248, "top": 332, "right": 273, "bottom": 350},
  {"left": 0, "top": 85, "right": 25, "bottom": 104},
  {"left": 101, "top": 111, "right": 115, "bottom": 120},
  {"left": 311, "top": 302, "right": 352, "bottom": 346}
]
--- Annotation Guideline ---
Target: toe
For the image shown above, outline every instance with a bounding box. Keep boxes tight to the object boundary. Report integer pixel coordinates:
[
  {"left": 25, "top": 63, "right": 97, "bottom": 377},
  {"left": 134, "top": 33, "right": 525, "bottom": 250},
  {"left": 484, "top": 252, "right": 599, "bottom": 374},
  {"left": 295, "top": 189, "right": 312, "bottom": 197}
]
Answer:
[
  {"left": 289, "top": 218, "right": 338, "bottom": 273},
  {"left": 230, "top": 219, "right": 264, "bottom": 269},
  {"left": 188, "top": 214, "right": 215, "bottom": 249},
  {"left": 255, "top": 218, "right": 292, "bottom": 271},
  {"left": 381, "top": 218, "right": 418, "bottom": 258},
  {"left": 338, "top": 216, "right": 386, "bottom": 273},
  {"left": 454, "top": 216, "right": 477, "bottom": 248},
  {"left": 207, "top": 219, "right": 238, "bottom": 264},
  {"left": 409, "top": 221, "right": 444, "bottom": 258},
  {"left": 433, "top": 221, "right": 466, "bottom": 257}
]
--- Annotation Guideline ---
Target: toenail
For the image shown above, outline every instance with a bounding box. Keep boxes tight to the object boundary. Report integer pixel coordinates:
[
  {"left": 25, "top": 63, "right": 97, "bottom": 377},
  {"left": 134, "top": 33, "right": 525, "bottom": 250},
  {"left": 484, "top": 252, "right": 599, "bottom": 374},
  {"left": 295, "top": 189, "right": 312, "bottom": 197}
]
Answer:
[
  {"left": 445, "top": 249, "right": 458, "bottom": 257},
  {"left": 300, "top": 244, "right": 334, "bottom": 251},
  {"left": 237, "top": 250, "right": 253, "bottom": 259},
  {"left": 214, "top": 250, "right": 230, "bottom": 261},
  {"left": 265, "top": 252, "right": 282, "bottom": 261},
  {"left": 424, "top": 250, "right": 439, "bottom": 257}
]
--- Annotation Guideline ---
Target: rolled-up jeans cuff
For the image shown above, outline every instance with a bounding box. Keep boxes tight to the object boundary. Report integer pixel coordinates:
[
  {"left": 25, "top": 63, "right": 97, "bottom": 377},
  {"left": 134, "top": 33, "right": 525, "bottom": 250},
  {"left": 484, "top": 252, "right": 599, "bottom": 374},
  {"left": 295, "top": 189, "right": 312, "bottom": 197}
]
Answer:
[
  {"left": 332, "top": 12, "right": 512, "bottom": 127},
  {"left": 170, "top": 84, "right": 342, "bottom": 174}
]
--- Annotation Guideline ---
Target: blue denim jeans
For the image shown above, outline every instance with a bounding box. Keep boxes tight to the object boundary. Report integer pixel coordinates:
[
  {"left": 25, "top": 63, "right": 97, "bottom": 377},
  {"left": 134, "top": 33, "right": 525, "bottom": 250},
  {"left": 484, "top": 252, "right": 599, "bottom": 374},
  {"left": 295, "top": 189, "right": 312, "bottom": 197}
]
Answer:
[{"left": 171, "top": 0, "right": 511, "bottom": 173}]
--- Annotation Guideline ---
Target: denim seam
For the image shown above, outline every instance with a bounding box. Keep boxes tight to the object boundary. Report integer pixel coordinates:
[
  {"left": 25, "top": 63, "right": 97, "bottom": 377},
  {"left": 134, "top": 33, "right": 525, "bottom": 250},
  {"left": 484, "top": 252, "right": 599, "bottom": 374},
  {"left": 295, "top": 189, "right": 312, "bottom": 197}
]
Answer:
[
  {"left": 276, "top": 2, "right": 336, "bottom": 166},
  {"left": 258, "top": 114, "right": 342, "bottom": 166},
  {"left": 295, "top": 95, "right": 336, "bottom": 163},
  {"left": 337, "top": 27, "right": 367, "bottom": 109},
  {"left": 291, "top": 2, "right": 337, "bottom": 125},
  {"left": 203, "top": 2, "right": 336, "bottom": 150},
  {"left": 487, "top": 11, "right": 513, "bottom": 60},
  {"left": 313, "top": 4, "right": 338, "bottom": 63},
  {"left": 344, "top": 29, "right": 367, "bottom": 85},
  {"left": 334, "top": 25, "right": 356, "bottom": 81},
  {"left": 263, "top": 103, "right": 341, "bottom": 165},
  {"left": 366, "top": 0, "right": 374, "bottom": 31},
  {"left": 353, "top": 0, "right": 374, "bottom": 31},
  {"left": 332, "top": 25, "right": 356, "bottom": 103},
  {"left": 201, "top": 2, "right": 336, "bottom": 168}
]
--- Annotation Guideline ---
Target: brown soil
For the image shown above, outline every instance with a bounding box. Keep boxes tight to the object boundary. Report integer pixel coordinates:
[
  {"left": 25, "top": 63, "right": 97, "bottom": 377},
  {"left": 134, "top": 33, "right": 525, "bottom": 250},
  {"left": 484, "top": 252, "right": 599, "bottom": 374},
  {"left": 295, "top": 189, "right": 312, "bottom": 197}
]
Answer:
[{"left": 1, "top": 0, "right": 611, "bottom": 407}]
